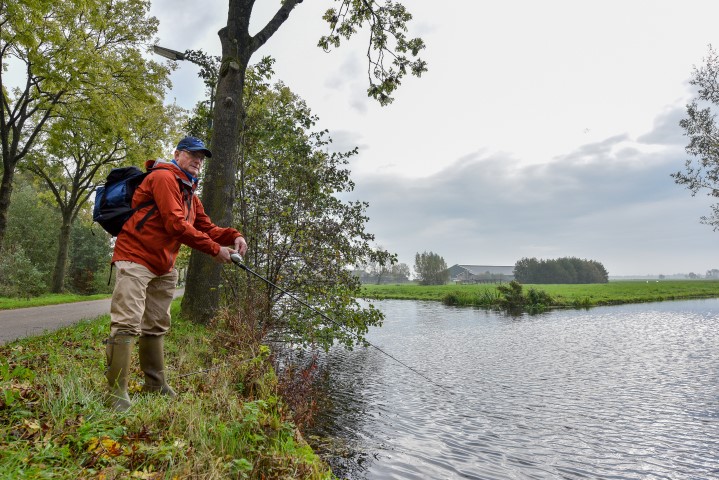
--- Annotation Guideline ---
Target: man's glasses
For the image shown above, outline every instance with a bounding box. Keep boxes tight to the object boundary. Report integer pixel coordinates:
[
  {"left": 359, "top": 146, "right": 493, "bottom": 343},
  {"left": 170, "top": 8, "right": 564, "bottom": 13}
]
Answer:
[{"left": 182, "top": 150, "right": 206, "bottom": 161}]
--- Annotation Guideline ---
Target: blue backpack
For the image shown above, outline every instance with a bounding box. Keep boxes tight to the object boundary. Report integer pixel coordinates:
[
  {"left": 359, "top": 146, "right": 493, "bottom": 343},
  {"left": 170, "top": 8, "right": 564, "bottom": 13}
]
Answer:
[{"left": 93, "top": 166, "right": 156, "bottom": 236}]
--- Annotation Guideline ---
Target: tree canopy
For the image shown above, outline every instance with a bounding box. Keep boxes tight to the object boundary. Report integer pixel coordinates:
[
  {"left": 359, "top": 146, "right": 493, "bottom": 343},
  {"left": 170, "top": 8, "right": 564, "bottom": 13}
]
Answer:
[
  {"left": 514, "top": 257, "right": 609, "bottom": 284},
  {"left": 220, "top": 59, "right": 392, "bottom": 350},
  {"left": 673, "top": 45, "right": 719, "bottom": 230},
  {"left": 414, "top": 251, "right": 449, "bottom": 285},
  {"left": 0, "top": 0, "right": 170, "bottom": 251}
]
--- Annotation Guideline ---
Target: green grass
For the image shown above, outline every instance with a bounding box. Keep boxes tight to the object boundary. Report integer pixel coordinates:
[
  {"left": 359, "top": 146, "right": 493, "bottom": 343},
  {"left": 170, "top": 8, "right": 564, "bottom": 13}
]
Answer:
[
  {"left": 361, "top": 280, "right": 719, "bottom": 308},
  {"left": 0, "top": 293, "right": 111, "bottom": 310},
  {"left": 518, "top": 280, "right": 719, "bottom": 306},
  {"left": 0, "top": 300, "right": 334, "bottom": 479}
]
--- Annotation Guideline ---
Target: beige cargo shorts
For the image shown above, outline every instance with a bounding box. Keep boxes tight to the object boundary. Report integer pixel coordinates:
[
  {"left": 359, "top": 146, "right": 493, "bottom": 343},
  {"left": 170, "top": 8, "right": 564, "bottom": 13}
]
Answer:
[{"left": 110, "top": 261, "right": 179, "bottom": 337}]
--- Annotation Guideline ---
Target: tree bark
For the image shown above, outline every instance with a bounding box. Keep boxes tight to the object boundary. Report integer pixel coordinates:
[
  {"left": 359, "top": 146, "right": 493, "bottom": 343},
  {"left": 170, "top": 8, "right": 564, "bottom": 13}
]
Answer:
[
  {"left": 0, "top": 166, "right": 15, "bottom": 251},
  {"left": 51, "top": 219, "right": 72, "bottom": 293},
  {"left": 181, "top": 2, "right": 252, "bottom": 323},
  {"left": 182, "top": 0, "right": 305, "bottom": 323}
]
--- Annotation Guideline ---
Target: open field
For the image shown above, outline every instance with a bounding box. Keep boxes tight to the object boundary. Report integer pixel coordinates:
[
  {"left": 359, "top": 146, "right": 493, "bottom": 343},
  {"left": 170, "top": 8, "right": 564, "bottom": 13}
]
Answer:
[{"left": 361, "top": 280, "right": 719, "bottom": 308}]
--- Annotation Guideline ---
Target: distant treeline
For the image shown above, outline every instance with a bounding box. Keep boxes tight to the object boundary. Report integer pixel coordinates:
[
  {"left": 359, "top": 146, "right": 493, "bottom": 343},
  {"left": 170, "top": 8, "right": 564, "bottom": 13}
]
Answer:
[{"left": 514, "top": 257, "right": 609, "bottom": 284}]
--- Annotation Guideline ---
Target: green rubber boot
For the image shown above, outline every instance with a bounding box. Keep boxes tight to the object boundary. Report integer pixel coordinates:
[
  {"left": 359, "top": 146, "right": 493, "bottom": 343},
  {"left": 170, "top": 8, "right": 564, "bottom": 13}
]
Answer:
[
  {"left": 105, "top": 335, "right": 136, "bottom": 412},
  {"left": 138, "top": 336, "right": 176, "bottom": 397}
]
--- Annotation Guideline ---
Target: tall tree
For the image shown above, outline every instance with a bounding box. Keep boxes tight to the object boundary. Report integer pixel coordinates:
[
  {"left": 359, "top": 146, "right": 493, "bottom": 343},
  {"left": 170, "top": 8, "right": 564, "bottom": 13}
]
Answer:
[
  {"left": 25, "top": 101, "right": 178, "bottom": 292},
  {"left": 0, "top": 173, "right": 58, "bottom": 295},
  {"left": 4, "top": 172, "right": 59, "bottom": 277},
  {"left": 0, "top": 0, "right": 169, "bottom": 250},
  {"left": 390, "top": 263, "right": 411, "bottom": 283},
  {"left": 673, "top": 45, "right": 719, "bottom": 230},
  {"left": 183, "top": 0, "right": 427, "bottom": 322},
  {"left": 414, "top": 251, "right": 448, "bottom": 285}
]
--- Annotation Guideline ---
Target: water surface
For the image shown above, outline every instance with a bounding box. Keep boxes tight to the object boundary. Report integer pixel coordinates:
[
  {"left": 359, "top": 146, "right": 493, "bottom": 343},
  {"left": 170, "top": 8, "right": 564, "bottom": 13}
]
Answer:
[{"left": 310, "top": 299, "right": 719, "bottom": 479}]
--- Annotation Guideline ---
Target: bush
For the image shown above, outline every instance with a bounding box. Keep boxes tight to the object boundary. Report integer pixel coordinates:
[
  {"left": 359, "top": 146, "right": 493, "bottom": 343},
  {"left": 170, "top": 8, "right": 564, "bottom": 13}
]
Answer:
[
  {"left": 526, "top": 288, "right": 553, "bottom": 312},
  {"left": 496, "top": 281, "right": 554, "bottom": 313},
  {"left": 67, "top": 221, "right": 113, "bottom": 294},
  {"left": 497, "top": 280, "right": 525, "bottom": 311},
  {"left": 442, "top": 292, "right": 462, "bottom": 306},
  {"left": 0, "top": 246, "right": 47, "bottom": 298}
]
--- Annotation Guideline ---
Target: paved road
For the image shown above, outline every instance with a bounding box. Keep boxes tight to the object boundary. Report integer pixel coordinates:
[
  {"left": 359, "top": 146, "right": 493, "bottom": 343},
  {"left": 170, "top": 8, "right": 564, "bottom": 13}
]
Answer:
[{"left": 0, "top": 288, "right": 184, "bottom": 345}]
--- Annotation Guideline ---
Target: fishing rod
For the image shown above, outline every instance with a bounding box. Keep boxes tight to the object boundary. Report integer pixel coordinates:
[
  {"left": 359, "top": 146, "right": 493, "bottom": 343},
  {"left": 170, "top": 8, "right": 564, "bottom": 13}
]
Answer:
[{"left": 230, "top": 253, "right": 450, "bottom": 391}]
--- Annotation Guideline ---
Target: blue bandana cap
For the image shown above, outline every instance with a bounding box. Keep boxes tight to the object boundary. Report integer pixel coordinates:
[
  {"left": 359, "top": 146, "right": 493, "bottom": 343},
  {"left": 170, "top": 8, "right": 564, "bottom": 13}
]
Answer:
[{"left": 176, "top": 136, "right": 212, "bottom": 158}]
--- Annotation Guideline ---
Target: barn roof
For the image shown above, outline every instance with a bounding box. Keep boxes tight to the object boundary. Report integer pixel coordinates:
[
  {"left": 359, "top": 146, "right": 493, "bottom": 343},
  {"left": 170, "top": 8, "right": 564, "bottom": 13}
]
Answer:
[{"left": 451, "top": 264, "right": 515, "bottom": 276}]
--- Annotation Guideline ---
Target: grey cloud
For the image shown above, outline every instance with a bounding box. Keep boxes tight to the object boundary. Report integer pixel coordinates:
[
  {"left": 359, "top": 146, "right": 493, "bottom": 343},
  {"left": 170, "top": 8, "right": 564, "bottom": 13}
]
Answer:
[
  {"left": 349, "top": 93, "right": 370, "bottom": 114},
  {"left": 323, "top": 54, "right": 370, "bottom": 114},
  {"left": 324, "top": 74, "right": 345, "bottom": 91},
  {"left": 637, "top": 106, "right": 687, "bottom": 146},
  {"left": 324, "top": 54, "right": 363, "bottom": 90},
  {"left": 566, "top": 134, "right": 630, "bottom": 159},
  {"left": 341, "top": 113, "right": 711, "bottom": 273}
]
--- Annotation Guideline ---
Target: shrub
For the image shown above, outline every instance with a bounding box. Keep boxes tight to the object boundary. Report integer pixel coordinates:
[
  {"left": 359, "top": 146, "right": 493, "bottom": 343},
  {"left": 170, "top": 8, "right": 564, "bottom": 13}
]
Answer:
[
  {"left": 0, "top": 246, "right": 47, "bottom": 298},
  {"left": 497, "top": 280, "right": 525, "bottom": 311},
  {"left": 442, "top": 292, "right": 462, "bottom": 306},
  {"left": 526, "top": 288, "right": 553, "bottom": 312},
  {"left": 495, "top": 281, "right": 554, "bottom": 313}
]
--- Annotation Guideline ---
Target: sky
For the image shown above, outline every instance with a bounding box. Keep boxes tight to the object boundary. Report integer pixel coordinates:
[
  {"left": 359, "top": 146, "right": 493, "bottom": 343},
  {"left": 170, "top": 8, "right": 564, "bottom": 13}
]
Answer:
[{"left": 148, "top": 0, "right": 719, "bottom": 277}]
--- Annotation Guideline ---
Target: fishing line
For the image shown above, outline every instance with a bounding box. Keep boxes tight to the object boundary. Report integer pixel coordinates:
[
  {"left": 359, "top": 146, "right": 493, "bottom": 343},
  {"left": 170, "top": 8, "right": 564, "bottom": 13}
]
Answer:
[{"left": 230, "top": 254, "right": 451, "bottom": 392}]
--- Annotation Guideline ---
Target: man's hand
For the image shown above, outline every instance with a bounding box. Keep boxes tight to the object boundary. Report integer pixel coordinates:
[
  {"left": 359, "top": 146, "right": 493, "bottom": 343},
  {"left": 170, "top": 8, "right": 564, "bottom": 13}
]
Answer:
[
  {"left": 214, "top": 237, "right": 247, "bottom": 264},
  {"left": 213, "top": 246, "right": 234, "bottom": 264},
  {"left": 234, "top": 236, "right": 248, "bottom": 256}
]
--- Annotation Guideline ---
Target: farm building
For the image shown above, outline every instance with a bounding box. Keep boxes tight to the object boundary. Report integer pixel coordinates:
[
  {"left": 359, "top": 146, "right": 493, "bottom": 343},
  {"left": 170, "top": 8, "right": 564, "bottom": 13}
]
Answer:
[{"left": 447, "top": 264, "right": 515, "bottom": 283}]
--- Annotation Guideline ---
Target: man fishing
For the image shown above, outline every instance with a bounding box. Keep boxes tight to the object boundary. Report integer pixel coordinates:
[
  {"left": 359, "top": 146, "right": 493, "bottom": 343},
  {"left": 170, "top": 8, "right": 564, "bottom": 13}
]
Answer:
[{"left": 105, "top": 136, "right": 248, "bottom": 411}]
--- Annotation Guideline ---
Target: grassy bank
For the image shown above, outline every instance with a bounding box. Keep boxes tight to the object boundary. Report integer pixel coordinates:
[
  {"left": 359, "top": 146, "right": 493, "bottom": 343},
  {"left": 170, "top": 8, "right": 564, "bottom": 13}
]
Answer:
[
  {"left": 0, "top": 293, "right": 111, "bottom": 310},
  {"left": 0, "top": 300, "right": 333, "bottom": 479},
  {"left": 362, "top": 280, "right": 719, "bottom": 308}
]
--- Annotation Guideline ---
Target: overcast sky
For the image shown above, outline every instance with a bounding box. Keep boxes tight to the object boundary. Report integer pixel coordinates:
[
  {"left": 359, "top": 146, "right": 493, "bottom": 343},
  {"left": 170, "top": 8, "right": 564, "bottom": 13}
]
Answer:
[{"left": 149, "top": 0, "right": 719, "bottom": 276}]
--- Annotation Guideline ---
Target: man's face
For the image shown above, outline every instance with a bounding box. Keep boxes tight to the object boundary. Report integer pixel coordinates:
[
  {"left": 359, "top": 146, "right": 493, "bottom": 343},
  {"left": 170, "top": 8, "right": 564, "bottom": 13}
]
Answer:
[{"left": 174, "top": 149, "right": 205, "bottom": 177}]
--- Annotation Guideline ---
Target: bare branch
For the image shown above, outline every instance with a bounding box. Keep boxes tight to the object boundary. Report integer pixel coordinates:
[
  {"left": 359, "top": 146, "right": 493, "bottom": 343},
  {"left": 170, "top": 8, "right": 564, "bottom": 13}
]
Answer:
[{"left": 251, "top": 0, "right": 304, "bottom": 53}]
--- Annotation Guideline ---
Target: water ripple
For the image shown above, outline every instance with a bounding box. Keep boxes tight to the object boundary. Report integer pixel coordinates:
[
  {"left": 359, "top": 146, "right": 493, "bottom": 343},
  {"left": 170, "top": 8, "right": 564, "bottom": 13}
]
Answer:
[{"left": 311, "top": 299, "right": 719, "bottom": 479}]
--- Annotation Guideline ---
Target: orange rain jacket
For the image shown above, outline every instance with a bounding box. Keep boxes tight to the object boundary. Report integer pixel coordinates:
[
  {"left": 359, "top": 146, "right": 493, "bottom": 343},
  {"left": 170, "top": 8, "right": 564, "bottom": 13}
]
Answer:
[{"left": 112, "top": 160, "right": 242, "bottom": 276}]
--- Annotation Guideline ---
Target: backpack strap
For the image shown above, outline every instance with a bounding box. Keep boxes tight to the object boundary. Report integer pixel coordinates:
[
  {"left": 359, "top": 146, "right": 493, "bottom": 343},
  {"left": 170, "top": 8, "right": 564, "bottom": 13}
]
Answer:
[
  {"left": 135, "top": 175, "right": 192, "bottom": 230},
  {"left": 134, "top": 202, "right": 157, "bottom": 231},
  {"left": 181, "top": 186, "right": 193, "bottom": 222}
]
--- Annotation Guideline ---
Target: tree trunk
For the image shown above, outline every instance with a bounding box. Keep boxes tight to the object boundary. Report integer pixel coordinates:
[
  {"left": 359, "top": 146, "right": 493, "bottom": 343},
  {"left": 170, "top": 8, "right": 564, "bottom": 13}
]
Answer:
[
  {"left": 51, "top": 218, "right": 72, "bottom": 293},
  {"left": 182, "top": 14, "right": 252, "bottom": 323},
  {"left": 0, "top": 165, "right": 16, "bottom": 252}
]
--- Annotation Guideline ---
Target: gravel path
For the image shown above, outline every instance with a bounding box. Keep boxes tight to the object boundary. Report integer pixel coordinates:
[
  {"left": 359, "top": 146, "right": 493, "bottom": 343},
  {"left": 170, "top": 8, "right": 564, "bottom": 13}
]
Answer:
[{"left": 0, "top": 289, "right": 184, "bottom": 345}]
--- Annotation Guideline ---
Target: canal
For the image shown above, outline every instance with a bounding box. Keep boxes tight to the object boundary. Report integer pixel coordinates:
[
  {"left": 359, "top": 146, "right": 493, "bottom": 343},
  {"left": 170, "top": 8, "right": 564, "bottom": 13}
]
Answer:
[{"left": 309, "top": 298, "right": 719, "bottom": 479}]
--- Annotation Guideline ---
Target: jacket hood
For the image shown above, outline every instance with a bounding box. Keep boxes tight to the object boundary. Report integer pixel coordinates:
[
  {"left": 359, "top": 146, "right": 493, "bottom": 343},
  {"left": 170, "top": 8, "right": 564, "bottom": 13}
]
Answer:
[{"left": 145, "top": 159, "right": 197, "bottom": 189}]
